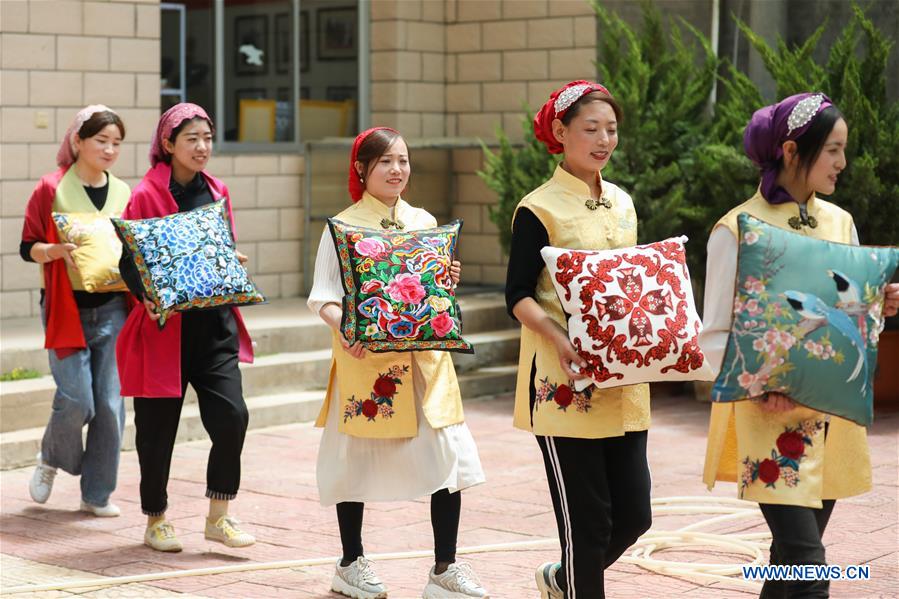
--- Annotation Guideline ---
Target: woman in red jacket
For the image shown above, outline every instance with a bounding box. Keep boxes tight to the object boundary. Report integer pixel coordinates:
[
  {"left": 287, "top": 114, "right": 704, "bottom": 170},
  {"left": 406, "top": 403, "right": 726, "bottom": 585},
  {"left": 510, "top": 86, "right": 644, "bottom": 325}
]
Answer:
[{"left": 117, "top": 103, "right": 255, "bottom": 552}]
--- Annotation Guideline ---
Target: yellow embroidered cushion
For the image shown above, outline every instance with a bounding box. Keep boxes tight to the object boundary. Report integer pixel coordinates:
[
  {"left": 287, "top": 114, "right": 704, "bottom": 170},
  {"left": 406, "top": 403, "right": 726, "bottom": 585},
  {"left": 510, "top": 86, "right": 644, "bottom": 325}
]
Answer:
[{"left": 52, "top": 212, "right": 127, "bottom": 292}]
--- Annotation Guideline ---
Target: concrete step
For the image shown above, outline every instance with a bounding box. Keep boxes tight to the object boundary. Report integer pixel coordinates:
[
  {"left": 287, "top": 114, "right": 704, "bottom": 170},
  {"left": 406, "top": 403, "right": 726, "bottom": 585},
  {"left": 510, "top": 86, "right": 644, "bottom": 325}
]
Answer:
[
  {"left": 1, "top": 330, "right": 520, "bottom": 433},
  {"left": 0, "top": 363, "right": 519, "bottom": 470},
  {"left": 0, "top": 293, "right": 515, "bottom": 376}
]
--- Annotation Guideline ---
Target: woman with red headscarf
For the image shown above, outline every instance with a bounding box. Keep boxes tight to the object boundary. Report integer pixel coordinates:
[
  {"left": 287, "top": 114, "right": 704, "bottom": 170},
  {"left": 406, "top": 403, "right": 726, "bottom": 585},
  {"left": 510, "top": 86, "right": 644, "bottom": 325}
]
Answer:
[
  {"left": 20, "top": 105, "right": 130, "bottom": 518},
  {"left": 307, "top": 127, "right": 488, "bottom": 598},
  {"left": 116, "top": 103, "right": 256, "bottom": 553},
  {"left": 505, "top": 81, "right": 652, "bottom": 598}
]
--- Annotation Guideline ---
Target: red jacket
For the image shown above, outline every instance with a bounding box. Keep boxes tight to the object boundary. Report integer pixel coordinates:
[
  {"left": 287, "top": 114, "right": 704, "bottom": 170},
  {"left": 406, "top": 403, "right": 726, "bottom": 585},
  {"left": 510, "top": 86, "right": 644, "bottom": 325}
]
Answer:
[
  {"left": 115, "top": 162, "right": 255, "bottom": 398},
  {"left": 21, "top": 167, "right": 85, "bottom": 359}
]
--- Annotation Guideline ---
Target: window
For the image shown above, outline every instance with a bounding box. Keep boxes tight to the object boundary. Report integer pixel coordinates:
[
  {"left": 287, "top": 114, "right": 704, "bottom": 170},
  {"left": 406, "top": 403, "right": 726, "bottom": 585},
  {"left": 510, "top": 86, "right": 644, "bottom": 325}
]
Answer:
[{"left": 160, "top": 0, "right": 361, "bottom": 148}]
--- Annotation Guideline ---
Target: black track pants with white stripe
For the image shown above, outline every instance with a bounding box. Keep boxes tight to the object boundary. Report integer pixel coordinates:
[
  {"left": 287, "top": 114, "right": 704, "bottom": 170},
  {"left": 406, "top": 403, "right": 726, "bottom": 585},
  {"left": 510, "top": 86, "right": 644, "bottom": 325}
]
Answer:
[{"left": 536, "top": 431, "right": 652, "bottom": 598}]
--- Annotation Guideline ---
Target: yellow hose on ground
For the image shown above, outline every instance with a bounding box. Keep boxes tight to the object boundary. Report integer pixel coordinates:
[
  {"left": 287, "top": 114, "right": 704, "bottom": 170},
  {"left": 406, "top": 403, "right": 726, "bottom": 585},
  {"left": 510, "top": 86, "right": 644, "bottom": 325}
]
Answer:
[{"left": 1, "top": 496, "right": 767, "bottom": 595}]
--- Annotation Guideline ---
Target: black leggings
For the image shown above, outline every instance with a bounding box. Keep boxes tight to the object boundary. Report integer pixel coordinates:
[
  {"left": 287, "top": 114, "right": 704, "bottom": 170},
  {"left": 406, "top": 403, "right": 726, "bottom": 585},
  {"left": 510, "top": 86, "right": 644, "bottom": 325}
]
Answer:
[
  {"left": 537, "top": 431, "right": 653, "bottom": 599},
  {"left": 337, "top": 488, "right": 461, "bottom": 564},
  {"left": 758, "top": 500, "right": 837, "bottom": 599}
]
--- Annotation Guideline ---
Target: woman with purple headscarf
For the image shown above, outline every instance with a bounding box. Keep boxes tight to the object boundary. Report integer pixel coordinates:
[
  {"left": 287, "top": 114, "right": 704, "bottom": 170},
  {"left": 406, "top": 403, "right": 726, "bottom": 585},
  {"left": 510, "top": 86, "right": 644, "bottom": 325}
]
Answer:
[{"left": 699, "top": 93, "right": 899, "bottom": 598}]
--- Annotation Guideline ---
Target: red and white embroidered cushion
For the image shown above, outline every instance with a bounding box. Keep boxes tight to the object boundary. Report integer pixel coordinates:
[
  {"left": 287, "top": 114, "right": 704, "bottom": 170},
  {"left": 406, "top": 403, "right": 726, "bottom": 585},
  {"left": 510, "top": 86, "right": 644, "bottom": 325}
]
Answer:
[{"left": 541, "top": 236, "right": 708, "bottom": 391}]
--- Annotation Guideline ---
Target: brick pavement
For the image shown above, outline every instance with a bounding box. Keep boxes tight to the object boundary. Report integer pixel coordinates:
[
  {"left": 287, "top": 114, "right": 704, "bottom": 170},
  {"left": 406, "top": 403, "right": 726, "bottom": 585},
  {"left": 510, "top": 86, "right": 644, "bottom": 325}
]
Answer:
[{"left": 2, "top": 391, "right": 897, "bottom": 598}]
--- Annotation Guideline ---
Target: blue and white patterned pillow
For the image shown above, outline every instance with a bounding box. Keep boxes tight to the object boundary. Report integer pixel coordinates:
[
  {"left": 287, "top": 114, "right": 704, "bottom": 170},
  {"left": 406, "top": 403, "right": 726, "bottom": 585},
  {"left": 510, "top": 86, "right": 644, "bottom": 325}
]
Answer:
[{"left": 112, "top": 199, "right": 265, "bottom": 327}]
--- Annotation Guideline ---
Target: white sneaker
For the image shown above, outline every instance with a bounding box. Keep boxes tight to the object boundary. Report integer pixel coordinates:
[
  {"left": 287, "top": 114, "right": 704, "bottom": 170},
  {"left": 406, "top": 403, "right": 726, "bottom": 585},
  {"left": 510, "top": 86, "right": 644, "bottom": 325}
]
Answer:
[
  {"left": 80, "top": 500, "right": 121, "bottom": 517},
  {"left": 29, "top": 453, "right": 57, "bottom": 504},
  {"left": 535, "top": 562, "right": 563, "bottom": 599},
  {"left": 423, "top": 562, "right": 489, "bottom": 598},
  {"left": 331, "top": 556, "right": 387, "bottom": 599}
]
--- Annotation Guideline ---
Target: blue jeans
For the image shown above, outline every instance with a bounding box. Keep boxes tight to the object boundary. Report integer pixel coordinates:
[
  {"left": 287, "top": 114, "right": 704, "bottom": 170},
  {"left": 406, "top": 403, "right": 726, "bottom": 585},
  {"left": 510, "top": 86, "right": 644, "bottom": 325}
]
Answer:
[{"left": 42, "top": 296, "right": 127, "bottom": 506}]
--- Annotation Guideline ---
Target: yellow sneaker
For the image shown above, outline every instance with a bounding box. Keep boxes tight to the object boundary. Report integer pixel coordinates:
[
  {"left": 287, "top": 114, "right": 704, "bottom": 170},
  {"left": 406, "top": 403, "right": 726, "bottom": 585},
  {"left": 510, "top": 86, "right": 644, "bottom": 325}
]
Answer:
[
  {"left": 205, "top": 515, "right": 255, "bottom": 548},
  {"left": 144, "top": 520, "right": 183, "bottom": 552}
]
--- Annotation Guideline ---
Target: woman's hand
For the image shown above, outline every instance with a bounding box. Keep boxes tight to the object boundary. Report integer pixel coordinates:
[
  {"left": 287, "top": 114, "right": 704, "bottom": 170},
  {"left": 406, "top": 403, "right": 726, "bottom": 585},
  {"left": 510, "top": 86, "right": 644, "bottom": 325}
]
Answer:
[
  {"left": 450, "top": 260, "right": 461, "bottom": 286},
  {"left": 43, "top": 243, "right": 78, "bottom": 269},
  {"left": 883, "top": 283, "right": 899, "bottom": 318},
  {"left": 319, "top": 302, "right": 365, "bottom": 359},
  {"left": 236, "top": 250, "right": 248, "bottom": 265},
  {"left": 340, "top": 337, "right": 366, "bottom": 360},
  {"left": 551, "top": 327, "right": 589, "bottom": 381},
  {"left": 758, "top": 391, "right": 796, "bottom": 413},
  {"left": 513, "top": 297, "right": 588, "bottom": 381},
  {"left": 142, "top": 298, "right": 161, "bottom": 321}
]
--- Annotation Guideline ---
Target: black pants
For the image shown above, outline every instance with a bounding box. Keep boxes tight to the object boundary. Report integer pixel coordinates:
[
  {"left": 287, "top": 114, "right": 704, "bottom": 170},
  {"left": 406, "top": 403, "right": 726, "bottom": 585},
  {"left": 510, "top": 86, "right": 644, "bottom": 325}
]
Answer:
[
  {"left": 537, "top": 431, "right": 652, "bottom": 599},
  {"left": 337, "top": 488, "right": 461, "bottom": 564},
  {"left": 134, "top": 308, "right": 249, "bottom": 516},
  {"left": 758, "top": 500, "right": 836, "bottom": 599}
]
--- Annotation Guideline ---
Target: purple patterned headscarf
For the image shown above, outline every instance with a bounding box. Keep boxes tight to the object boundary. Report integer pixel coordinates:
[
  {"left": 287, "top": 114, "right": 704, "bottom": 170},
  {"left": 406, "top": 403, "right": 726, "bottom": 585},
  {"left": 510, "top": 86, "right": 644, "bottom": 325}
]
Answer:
[{"left": 743, "top": 92, "right": 835, "bottom": 204}]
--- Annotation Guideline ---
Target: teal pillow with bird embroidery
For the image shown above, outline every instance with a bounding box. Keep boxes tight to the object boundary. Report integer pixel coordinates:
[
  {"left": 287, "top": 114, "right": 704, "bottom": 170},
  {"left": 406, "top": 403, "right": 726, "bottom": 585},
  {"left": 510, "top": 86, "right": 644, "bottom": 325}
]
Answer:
[{"left": 711, "top": 213, "right": 899, "bottom": 426}]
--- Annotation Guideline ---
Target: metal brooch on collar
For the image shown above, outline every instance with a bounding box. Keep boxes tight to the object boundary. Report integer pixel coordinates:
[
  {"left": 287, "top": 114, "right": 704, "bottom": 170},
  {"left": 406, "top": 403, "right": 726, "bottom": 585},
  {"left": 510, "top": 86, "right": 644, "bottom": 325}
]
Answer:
[
  {"left": 585, "top": 197, "right": 612, "bottom": 210},
  {"left": 379, "top": 217, "right": 405, "bottom": 230},
  {"left": 788, "top": 204, "right": 818, "bottom": 230}
]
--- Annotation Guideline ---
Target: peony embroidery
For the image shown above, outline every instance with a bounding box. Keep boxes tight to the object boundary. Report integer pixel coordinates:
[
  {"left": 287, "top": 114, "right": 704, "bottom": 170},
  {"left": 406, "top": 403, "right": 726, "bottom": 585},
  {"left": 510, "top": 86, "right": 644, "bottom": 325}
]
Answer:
[
  {"left": 355, "top": 237, "right": 389, "bottom": 259},
  {"left": 386, "top": 272, "right": 427, "bottom": 305},
  {"left": 535, "top": 377, "right": 593, "bottom": 413},
  {"left": 431, "top": 312, "right": 454, "bottom": 337},
  {"left": 344, "top": 365, "right": 410, "bottom": 423},
  {"left": 739, "top": 419, "right": 825, "bottom": 496}
]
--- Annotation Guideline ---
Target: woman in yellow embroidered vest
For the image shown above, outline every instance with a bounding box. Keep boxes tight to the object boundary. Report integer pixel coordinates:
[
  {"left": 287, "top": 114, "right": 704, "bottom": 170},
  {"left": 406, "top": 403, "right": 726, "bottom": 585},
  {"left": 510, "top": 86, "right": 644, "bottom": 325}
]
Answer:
[
  {"left": 700, "top": 93, "right": 899, "bottom": 598},
  {"left": 307, "top": 127, "right": 488, "bottom": 599},
  {"left": 19, "top": 106, "right": 131, "bottom": 517},
  {"left": 506, "top": 81, "right": 652, "bottom": 599}
]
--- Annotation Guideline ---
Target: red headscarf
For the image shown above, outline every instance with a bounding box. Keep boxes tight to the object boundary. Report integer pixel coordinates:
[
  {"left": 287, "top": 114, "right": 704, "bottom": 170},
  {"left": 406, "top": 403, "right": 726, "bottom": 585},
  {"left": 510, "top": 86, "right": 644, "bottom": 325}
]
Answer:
[
  {"left": 149, "top": 102, "right": 214, "bottom": 166},
  {"left": 533, "top": 80, "right": 613, "bottom": 154},
  {"left": 348, "top": 126, "right": 400, "bottom": 202}
]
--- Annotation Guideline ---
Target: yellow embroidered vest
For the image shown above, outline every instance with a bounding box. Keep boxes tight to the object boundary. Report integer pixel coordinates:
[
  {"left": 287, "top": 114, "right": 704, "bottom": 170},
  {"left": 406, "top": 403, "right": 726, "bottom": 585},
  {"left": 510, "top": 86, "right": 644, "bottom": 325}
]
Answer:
[
  {"left": 512, "top": 165, "right": 651, "bottom": 439},
  {"left": 702, "top": 190, "right": 871, "bottom": 507},
  {"left": 46, "top": 168, "right": 131, "bottom": 291},
  {"left": 314, "top": 193, "right": 464, "bottom": 439}
]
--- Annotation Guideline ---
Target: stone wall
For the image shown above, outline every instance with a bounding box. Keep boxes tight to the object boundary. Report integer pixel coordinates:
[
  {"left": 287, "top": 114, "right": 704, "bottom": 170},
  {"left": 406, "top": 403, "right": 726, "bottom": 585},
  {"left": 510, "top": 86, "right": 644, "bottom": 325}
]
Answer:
[{"left": 0, "top": 0, "right": 161, "bottom": 318}]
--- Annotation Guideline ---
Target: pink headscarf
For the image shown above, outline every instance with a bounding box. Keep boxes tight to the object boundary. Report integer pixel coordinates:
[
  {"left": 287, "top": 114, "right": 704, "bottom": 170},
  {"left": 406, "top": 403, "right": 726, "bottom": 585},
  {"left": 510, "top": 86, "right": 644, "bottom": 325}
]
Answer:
[
  {"left": 56, "top": 104, "right": 117, "bottom": 168},
  {"left": 149, "top": 103, "right": 214, "bottom": 166},
  {"left": 348, "top": 126, "right": 400, "bottom": 202}
]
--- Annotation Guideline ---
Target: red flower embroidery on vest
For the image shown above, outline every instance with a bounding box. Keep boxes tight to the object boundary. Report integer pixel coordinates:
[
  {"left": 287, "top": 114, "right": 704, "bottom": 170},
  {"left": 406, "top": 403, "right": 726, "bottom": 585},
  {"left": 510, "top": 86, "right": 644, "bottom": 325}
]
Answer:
[
  {"left": 373, "top": 375, "right": 397, "bottom": 398},
  {"left": 344, "top": 364, "right": 410, "bottom": 423},
  {"left": 535, "top": 377, "right": 593, "bottom": 413},
  {"left": 757, "top": 459, "right": 780, "bottom": 484},
  {"left": 739, "top": 419, "right": 824, "bottom": 497},
  {"left": 776, "top": 430, "right": 805, "bottom": 460}
]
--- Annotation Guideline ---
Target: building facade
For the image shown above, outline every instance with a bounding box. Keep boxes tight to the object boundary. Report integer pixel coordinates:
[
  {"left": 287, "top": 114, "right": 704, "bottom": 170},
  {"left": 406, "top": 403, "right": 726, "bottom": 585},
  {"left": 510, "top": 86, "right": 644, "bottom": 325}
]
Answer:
[{"left": 2, "top": 0, "right": 896, "bottom": 318}]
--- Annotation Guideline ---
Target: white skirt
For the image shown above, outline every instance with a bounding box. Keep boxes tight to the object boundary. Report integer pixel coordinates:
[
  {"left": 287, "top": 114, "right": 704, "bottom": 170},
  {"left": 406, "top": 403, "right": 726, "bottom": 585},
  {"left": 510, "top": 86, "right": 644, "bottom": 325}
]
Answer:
[{"left": 316, "top": 358, "right": 486, "bottom": 506}]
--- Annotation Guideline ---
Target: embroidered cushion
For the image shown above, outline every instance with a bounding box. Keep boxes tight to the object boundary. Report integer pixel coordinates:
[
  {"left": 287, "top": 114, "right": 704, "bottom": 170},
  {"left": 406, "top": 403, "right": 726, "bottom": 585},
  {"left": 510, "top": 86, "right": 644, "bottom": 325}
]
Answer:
[
  {"left": 52, "top": 212, "right": 127, "bottom": 293},
  {"left": 112, "top": 199, "right": 265, "bottom": 328},
  {"left": 541, "top": 236, "right": 707, "bottom": 391},
  {"left": 712, "top": 213, "right": 899, "bottom": 426},
  {"left": 328, "top": 218, "right": 473, "bottom": 353}
]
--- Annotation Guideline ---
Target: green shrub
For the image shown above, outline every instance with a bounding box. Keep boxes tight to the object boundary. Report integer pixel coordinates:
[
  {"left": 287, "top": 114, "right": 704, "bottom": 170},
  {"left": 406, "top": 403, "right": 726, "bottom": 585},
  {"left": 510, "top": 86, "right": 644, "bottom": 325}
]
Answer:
[
  {"left": 477, "top": 0, "right": 899, "bottom": 291},
  {"left": 0, "top": 367, "right": 42, "bottom": 382}
]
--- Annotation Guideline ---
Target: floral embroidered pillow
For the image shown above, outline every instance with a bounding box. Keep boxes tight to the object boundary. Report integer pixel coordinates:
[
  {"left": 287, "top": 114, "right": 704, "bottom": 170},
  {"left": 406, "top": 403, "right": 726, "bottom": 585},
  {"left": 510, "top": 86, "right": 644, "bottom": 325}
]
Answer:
[
  {"left": 541, "top": 236, "right": 708, "bottom": 391},
  {"left": 328, "top": 218, "right": 473, "bottom": 353},
  {"left": 52, "top": 212, "right": 127, "bottom": 293},
  {"left": 112, "top": 199, "right": 265, "bottom": 328},
  {"left": 712, "top": 213, "right": 899, "bottom": 426}
]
